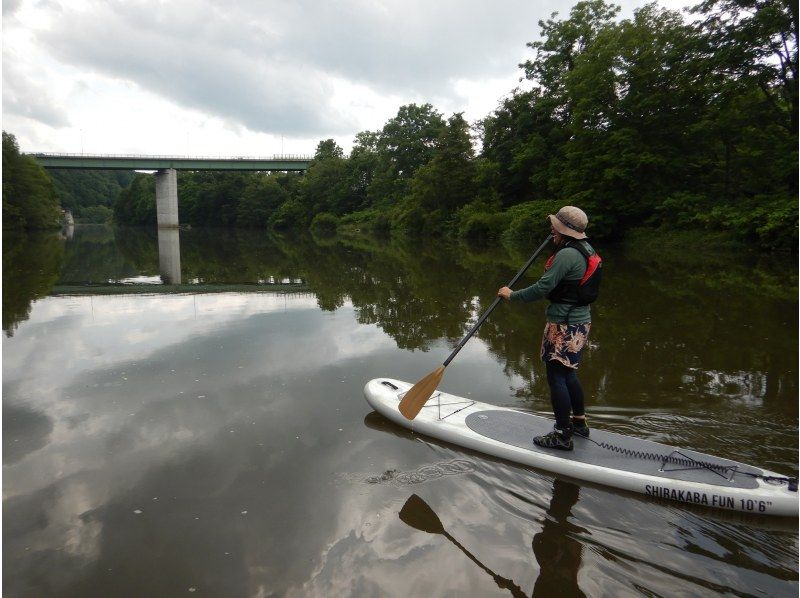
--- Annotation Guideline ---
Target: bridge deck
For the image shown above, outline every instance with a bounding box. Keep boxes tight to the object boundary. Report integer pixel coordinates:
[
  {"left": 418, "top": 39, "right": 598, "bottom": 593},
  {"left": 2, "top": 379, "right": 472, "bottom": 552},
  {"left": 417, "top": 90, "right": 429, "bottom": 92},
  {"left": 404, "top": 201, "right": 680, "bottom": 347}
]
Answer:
[{"left": 30, "top": 153, "right": 312, "bottom": 171}]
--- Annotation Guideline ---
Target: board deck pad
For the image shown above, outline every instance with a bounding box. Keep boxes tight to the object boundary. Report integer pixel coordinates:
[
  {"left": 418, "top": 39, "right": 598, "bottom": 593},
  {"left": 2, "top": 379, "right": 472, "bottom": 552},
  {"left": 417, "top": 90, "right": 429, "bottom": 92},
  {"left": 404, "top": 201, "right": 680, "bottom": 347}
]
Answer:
[{"left": 465, "top": 410, "right": 760, "bottom": 489}]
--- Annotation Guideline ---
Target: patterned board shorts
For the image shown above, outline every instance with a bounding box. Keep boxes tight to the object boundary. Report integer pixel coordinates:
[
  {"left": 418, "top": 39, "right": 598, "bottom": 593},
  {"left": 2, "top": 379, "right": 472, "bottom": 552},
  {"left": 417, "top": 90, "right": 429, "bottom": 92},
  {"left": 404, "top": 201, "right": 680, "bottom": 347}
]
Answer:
[{"left": 540, "top": 322, "right": 592, "bottom": 369}]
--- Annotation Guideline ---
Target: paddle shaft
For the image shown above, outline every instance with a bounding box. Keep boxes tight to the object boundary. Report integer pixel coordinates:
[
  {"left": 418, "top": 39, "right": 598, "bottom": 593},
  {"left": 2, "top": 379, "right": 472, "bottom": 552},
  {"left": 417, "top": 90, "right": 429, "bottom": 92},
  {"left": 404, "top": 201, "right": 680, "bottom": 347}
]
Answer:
[{"left": 442, "top": 235, "right": 553, "bottom": 367}]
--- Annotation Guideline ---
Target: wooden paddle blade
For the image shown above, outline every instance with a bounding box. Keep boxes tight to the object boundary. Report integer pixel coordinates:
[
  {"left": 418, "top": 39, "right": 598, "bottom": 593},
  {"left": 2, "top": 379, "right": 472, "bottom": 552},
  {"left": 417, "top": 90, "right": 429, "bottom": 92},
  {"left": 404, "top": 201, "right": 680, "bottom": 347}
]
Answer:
[{"left": 398, "top": 366, "right": 445, "bottom": 420}]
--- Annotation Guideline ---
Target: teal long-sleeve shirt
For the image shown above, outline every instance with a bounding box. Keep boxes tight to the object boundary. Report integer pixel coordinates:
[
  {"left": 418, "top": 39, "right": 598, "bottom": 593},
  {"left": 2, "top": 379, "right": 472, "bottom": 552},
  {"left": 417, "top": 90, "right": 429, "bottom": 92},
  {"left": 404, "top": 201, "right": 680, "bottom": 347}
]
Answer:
[{"left": 510, "top": 246, "right": 591, "bottom": 324}]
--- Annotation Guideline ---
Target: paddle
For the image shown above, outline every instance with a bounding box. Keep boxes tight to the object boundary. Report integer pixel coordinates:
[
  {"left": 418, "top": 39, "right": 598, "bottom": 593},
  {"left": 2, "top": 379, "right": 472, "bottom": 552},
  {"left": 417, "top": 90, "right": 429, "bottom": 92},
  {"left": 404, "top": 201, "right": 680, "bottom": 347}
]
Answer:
[
  {"left": 398, "top": 234, "right": 553, "bottom": 420},
  {"left": 399, "top": 494, "right": 526, "bottom": 597}
]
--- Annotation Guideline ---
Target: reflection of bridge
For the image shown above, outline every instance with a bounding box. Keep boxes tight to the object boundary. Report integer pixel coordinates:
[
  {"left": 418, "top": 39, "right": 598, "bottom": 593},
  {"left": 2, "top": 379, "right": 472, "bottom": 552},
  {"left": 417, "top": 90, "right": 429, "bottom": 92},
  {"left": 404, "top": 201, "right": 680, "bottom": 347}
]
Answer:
[
  {"left": 53, "top": 228, "right": 308, "bottom": 291},
  {"left": 50, "top": 283, "right": 310, "bottom": 296},
  {"left": 30, "top": 153, "right": 312, "bottom": 228}
]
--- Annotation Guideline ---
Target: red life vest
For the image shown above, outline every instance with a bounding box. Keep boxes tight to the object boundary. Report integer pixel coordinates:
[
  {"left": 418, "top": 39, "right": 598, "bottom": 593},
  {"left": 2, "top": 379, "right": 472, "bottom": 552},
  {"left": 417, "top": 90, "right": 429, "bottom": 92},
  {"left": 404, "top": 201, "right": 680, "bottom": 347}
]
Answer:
[{"left": 544, "top": 239, "right": 602, "bottom": 306}]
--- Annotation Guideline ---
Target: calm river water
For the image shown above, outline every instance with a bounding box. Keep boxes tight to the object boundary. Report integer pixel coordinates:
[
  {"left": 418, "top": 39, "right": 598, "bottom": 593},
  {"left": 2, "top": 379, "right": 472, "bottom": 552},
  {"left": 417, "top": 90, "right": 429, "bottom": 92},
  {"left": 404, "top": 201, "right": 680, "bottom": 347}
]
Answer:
[{"left": 3, "top": 225, "right": 798, "bottom": 597}]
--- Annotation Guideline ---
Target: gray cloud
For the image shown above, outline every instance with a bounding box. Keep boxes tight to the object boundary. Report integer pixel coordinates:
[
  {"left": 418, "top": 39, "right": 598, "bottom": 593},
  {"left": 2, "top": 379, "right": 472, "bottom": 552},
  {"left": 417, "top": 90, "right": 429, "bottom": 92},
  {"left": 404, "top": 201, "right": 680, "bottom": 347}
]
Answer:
[
  {"left": 37, "top": 2, "right": 351, "bottom": 136},
  {"left": 3, "top": 60, "right": 71, "bottom": 128},
  {"left": 34, "top": 0, "right": 571, "bottom": 136},
  {"left": 2, "top": 0, "right": 22, "bottom": 16}
]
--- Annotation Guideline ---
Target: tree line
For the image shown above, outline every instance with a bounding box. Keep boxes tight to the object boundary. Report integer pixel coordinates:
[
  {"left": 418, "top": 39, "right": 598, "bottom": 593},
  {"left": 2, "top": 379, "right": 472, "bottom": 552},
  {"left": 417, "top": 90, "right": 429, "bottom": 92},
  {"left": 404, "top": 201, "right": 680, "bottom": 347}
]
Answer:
[
  {"left": 50, "top": 168, "right": 135, "bottom": 223},
  {"left": 7, "top": 0, "right": 797, "bottom": 250},
  {"left": 2, "top": 132, "right": 62, "bottom": 230}
]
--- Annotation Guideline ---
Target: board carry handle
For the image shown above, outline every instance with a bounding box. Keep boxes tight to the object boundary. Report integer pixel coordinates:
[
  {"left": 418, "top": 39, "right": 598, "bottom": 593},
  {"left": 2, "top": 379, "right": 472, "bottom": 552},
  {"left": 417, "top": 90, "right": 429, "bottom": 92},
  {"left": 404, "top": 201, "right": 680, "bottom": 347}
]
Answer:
[{"left": 442, "top": 234, "right": 553, "bottom": 367}]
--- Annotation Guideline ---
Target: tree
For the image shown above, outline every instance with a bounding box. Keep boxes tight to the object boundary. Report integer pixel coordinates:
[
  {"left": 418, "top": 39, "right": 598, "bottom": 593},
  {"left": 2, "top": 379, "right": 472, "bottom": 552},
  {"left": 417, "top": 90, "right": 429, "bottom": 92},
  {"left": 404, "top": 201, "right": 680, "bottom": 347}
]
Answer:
[
  {"left": 479, "top": 89, "right": 565, "bottom": 206},
  {"left": 314, "top": 139, "right": 344, "bottom": 160},
  {"left": 521, "top": 0, "right": 621, "bottom": 121},
  {"left": 349, "top": 131, "right": 381, "bottom": 207},
  {"left": 408, "top": 113, "right": 477, "bottom": 215},
  {"left": 693, "top": 0, "right": 798, "bottom": 132},
  {"left": 2, "top": 131, "right": 62, "bottom": 230},
  {"left": 236, "top": 176, "right": 289, "bottom": 227},
  {"left": 300, "top": 145, "right": 357, "bottom": 218},
  {"left": 378, "top": 104, "right": 447, "bottom": 182},
  {"left": 114, "top": 174, "right": 156, "bottom": 225}
]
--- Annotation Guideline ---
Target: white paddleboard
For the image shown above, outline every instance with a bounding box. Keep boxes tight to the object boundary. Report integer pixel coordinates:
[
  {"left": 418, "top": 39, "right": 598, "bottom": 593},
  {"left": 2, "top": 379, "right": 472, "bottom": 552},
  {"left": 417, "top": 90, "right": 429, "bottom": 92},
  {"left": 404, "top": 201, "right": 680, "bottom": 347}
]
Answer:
[{"left": 364, "top": 378, "right": 798, "bottom": 517}]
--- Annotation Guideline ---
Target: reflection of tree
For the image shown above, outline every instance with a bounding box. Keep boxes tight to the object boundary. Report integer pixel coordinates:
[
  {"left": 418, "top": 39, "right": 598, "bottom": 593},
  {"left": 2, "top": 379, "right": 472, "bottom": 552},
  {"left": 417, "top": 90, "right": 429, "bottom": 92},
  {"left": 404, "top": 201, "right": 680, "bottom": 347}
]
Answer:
[
  {"left": 113, "top": 226, "right": 159, "bottom": 274},
  {"left": 59, "top": 226, "right": 151, "bottom": 283},
  {"left": 5, "top": 225, "right": 796, "bottom": 414},
  {"left": 2, "top": 231, "right": 64, "bottom": 336},
  {"left": 495, "top": 245, "right": 798, "bottom": 415}
]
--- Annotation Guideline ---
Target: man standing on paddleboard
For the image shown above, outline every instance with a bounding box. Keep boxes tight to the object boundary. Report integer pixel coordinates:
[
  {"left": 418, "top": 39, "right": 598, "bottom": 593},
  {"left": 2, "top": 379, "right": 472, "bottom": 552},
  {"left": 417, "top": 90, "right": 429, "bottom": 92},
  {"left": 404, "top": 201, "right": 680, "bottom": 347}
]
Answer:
[{"left": 497, "top": 206, "right": 601, "bottom": 451}]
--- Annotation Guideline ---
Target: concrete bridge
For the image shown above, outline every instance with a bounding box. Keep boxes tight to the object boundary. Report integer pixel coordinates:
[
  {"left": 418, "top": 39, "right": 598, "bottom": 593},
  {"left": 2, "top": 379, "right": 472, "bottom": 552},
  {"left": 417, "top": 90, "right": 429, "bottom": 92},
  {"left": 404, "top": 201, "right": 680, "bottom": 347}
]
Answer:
[{"left": 31, "top": 153, "right": 312, "bottom": 228}]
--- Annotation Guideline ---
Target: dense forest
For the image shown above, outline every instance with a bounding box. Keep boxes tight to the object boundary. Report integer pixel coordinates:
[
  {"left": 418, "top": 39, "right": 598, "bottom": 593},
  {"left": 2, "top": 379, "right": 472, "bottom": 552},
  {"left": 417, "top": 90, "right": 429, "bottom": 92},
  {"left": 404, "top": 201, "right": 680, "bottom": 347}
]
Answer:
[
  {"left": 2, "top": 132, "right": 62, "bottom": 230},
  {"left": 2, "top": 131, "right": 135, "bottom": 227},
  {"left": 50, "top": 169, "right": 135, "bottom": 223}
]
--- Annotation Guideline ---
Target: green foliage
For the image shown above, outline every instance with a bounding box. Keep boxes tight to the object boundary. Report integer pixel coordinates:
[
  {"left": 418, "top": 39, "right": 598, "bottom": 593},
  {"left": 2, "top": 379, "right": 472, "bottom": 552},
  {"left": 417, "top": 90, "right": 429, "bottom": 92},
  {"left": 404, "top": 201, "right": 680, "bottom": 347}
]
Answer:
[
  {"left": 300, "top": 151, "right": 359, "bottom": 218},
  {"left": 502, "top": 200, "right": 563, "bottom": 246},
  {"left": 2, "top": 131, "right": 62, "bottom": 230},
  {"left": 314, "top": 139, "right": 345, "bottom": 160},
  {"left": 457, "top": 208, "right": 510, "bottom": 243},
  {"left": 114, "top": 173, "right": 156, "bottom": 225},
  {"left": 179, "top": 171, "right": 250, "bottom": 226},
  {"left": 310, "top": 212, "right": 339, "bottom": 235},
  {"left": 236, "top": 176, "right": 289, "bottom": 227},
  {"left": 49, "top": 168, "right": 135, "bottom": 213},
  {"left": 79, "top": 205, "right": 113, "bottom": 224},
  {"left": 269, "top": 198, "right": 306, "bottom": 230},
  {"left": 406, "top": 114, "right": 477, "bottom": 212},
  {"left": 379, "top": 103, "right": 446, "bottom": 181}
]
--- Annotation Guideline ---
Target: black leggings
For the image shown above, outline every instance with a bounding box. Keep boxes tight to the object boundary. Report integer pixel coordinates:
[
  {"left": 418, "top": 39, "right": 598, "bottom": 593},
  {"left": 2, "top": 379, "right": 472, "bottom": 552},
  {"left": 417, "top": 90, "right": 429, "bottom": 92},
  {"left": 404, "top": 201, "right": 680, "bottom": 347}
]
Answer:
[{"left": 546, "top": 360, "right": 585, "bottom": 429}]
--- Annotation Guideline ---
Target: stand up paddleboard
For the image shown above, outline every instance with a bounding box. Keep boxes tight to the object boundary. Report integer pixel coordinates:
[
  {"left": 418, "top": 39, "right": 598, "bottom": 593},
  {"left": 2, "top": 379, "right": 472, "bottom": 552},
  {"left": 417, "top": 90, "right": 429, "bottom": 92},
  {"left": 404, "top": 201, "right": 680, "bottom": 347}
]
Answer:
[{"left": 364, "top": 378, "right": 798, "bottom": 517}]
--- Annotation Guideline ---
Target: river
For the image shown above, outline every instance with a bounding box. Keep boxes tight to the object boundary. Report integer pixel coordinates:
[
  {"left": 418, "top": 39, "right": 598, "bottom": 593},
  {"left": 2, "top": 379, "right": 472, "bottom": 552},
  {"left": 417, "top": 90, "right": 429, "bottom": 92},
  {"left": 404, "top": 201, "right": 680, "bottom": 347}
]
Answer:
[{"left": 3, "top": 225, "right": 798, "bottom": 596}]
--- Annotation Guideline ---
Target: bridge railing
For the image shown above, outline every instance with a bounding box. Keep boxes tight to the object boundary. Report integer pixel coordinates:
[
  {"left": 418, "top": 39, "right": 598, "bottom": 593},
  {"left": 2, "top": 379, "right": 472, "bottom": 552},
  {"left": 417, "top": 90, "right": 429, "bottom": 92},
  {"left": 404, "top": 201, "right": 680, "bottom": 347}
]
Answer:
[{"left": 29, "top": 152, "right": 313, "bottom": 161}]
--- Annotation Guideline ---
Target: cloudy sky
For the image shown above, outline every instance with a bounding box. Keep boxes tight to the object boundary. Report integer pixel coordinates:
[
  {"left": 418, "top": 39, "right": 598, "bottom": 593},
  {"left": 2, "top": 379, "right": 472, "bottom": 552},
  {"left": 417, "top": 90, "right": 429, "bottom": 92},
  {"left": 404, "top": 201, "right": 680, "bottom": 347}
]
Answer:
[{"left": 3, "top": 0, "right": 690, "bottom": 157}]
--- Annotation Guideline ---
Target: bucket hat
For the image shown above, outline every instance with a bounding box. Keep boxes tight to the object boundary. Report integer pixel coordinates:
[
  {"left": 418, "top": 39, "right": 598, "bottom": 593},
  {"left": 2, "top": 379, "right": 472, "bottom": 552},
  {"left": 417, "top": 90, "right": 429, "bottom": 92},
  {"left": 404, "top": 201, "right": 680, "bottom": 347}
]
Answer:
[{"left": 548, "top": 206, "right": 588, "bottom": 239}]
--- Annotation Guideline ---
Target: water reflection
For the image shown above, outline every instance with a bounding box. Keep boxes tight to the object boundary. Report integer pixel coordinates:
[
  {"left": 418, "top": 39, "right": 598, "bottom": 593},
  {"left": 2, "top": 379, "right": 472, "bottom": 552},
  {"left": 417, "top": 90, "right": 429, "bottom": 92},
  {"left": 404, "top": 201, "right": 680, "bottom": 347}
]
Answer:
[
  {"left": 531, "top": 479, "right": 584, "bottom": 597},
  {"left": 3, "top": 225, "right": 797, "bottom": 453},
  {"left": 2, "top": 230, "right": 64, "bottom": 336},
  {"left": 157, "top": 228, "right": 181, "bottom": 284},
  {"left": 3, "top": 225, "right": 798, "bottom": 596},
  {"left": 400, "top": 494, "right": 527, "bottom": 597},
  {"left": 397, "top": 483, "right": 588, "bottom": 598}
]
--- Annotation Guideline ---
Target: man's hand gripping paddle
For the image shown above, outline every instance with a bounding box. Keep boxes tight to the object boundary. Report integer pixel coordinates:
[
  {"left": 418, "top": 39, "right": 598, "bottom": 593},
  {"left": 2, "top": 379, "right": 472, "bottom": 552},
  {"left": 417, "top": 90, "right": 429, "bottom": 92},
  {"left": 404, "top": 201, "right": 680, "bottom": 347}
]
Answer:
[{"left": 398, "top": 235, "right": 553, "bottom": 420}]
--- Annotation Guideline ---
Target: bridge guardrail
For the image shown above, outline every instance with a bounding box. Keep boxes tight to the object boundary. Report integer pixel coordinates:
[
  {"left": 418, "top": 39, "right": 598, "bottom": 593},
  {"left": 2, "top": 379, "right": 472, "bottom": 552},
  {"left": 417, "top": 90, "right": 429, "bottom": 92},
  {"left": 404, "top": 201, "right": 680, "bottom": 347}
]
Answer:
[{"left": 29, "top": 152, "right": 313, "bottom": 161}]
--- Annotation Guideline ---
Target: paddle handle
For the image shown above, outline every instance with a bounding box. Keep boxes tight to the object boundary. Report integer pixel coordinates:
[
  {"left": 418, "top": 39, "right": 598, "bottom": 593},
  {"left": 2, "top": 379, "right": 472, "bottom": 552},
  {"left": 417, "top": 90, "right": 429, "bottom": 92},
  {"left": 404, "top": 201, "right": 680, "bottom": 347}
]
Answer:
[{"left": 442, "top": 235, "right": 553, "bottom": 367}]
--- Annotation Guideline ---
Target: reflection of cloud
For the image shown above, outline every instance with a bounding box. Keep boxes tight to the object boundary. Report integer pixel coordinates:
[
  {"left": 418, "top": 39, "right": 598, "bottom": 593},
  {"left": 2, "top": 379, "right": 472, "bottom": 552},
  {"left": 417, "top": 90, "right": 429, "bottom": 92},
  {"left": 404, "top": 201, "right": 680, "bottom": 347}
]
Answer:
[
  {"left": 3, "top": 402, "right": 54, "bottom": 464},
  {"left": 2, "top": 294, "right": 397, "bottom": 500},
  {"left": 55, "top": 481, "right": 105, "bottom": 561},
  {"left": 288, "top": 490, "right": 527, "bottom": 598}
]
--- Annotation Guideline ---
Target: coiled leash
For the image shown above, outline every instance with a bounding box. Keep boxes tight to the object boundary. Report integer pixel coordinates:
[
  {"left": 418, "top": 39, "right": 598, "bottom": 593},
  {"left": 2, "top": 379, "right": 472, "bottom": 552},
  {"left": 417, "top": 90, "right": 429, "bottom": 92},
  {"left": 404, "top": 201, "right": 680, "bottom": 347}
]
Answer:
[{"left": 583, "top": 435, "right": 797, "bottom": 490}]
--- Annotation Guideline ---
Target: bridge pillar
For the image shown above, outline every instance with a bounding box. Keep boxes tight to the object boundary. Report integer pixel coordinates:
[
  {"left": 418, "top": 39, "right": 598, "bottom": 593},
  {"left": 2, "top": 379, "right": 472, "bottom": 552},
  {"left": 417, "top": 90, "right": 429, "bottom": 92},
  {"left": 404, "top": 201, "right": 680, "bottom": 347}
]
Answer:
[{"left": 155, "top": 168, "right": 179, "bottom": 227}]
